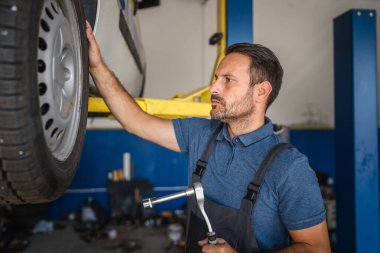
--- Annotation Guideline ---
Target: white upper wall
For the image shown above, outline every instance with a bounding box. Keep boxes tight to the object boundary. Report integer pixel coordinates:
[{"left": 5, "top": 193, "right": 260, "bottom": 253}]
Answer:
[
  {"left": 255, "top": 0, "right": 380, "bottom": 127},
  {"left": 138, "top": 0, "right": 217, "bottom": 99}
]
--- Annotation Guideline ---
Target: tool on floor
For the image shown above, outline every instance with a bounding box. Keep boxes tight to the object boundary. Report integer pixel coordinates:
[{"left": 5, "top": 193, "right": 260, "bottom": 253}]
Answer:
[{"left": 142, "top": 182, "right": 217, "bottom": 244}]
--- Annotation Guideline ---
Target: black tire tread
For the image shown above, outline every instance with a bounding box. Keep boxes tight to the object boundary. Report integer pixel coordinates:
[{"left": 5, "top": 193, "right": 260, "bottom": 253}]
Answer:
[
  {"left": 0, "top": 0, "right": 47, "bottom": 204},
  {"left": 0, "top": 1, "right": 30, "bottom": 22},
  {"left": 0, "top": 0, "right": 30, "bottom": 9},
  {"left": 2, "top": 157, "right": 37, "bottom": 172},
  {"left": 0, "top": 143, "right": 34, "bottom": 159},
  {"left": 0, "top": 47, "right": 29, "bottom": 63},
  {"left": 0, "top": 28, "right": 28, "bottom": 47},
  {"left": 0, "top": 107, "right": 30, "bottom": 129},
  {"left": 0, "top": 1, "right": 41, "bottom": 204},
  {"left": 0, "top": 94, "right": 28, "bottom": 109},
  {"left": 0, "top": 63, "right": 27, "bottom": 78},
  {"left": 0, "top": 168, "right": 25, "bottom": 203},
  {"left": 0, "top": 8, "right": 29, "bottom": 29},
  {"left": 0, "top": 127, "right": 34, "bottom": 145},
  {"left": 0, "top": 78, "right": 26, "bottom": 95}
]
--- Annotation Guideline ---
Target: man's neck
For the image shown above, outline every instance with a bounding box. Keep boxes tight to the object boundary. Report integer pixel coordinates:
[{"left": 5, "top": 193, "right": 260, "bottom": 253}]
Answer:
[{"left": 226, "top": 114, "right": 266, "bottom": 138}]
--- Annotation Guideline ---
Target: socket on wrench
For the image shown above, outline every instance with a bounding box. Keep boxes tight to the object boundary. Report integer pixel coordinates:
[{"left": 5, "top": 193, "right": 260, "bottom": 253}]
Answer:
[{"left": 142, "top": 182, "right": 217, "bottom": 244}]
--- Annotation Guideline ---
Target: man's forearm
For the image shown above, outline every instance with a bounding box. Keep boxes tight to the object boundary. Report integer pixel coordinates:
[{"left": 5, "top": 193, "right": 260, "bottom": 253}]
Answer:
[
  {"left": 89, "top": 62, "right": 180, "bottom": 152},
  {"left": 89, "top": 63, "right": 148, "bottom": 133},
  {"left": 85, "top": 21, "right": 180, "bottom": 152}
]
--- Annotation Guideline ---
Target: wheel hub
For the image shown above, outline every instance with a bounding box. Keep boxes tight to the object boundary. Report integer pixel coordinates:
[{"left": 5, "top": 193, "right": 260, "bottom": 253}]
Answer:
[{"left": 37, "top": 0, "right": 83, "bottom": 161}]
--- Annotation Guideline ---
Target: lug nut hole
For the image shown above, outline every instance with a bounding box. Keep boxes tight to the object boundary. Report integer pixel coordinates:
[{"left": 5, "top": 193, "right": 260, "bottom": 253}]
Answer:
[
  {"left": 39, "top": 83, "right": 47, "bottom": 96},
  {"left": 45, "top": 119, "right": 53, "bottom": 130},
  {"left": 40, "top": 19, "right": 50, "bottom": 32},
  {"left": 45, "top": 7, "right": 54, "bottom": 20},
  {"left": 38, "top": 37, "right": 47, "bottom": 51},
  {"left": 38, "top": 60, "right": 46, "bottom": 73},
  {"left": 41, "top": 103, "right": 49, "bottom": 116},
  {"left": 51, "top": 128, "right": 58, "bottom": 138}
]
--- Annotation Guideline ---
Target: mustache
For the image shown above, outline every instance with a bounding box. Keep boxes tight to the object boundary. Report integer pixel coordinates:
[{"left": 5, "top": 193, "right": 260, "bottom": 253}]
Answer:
[{"left": 211, "top": 95, "right": 226, "bottom": 105}]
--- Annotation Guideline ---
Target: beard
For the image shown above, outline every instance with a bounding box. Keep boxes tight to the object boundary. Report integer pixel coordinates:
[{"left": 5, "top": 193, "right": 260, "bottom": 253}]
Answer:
[{"left": 210, "top": 88, "right": 255, "bottom": 122}]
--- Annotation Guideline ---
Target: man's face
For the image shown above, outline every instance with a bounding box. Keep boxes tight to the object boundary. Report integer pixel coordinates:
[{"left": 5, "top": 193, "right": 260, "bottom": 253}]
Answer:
[{"left": 209, "top": 53, "right": 255, "bottom": 122}]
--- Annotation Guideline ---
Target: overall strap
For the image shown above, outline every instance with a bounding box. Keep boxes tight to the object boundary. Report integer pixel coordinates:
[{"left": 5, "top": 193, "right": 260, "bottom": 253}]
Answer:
[
  {"left": 193, "top": 124, "right": 224, "bottom": 178},
  {"left": 245, "top": 143, "right": 294, "bottom": 204}
]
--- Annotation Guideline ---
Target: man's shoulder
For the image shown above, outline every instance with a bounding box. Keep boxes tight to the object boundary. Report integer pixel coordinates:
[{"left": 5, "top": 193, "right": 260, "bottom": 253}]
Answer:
[
  {"left": 172, "top": 117, "right": 222, "bottom": 152},
  {"left": 274, "top": 145, "right": 309, "bottom": 168},
  {"left": 173, "top": 117, "right": 221, "bottom": 135},
  {"left": 175, "top": 117, "right": 218, "bottom": 126},
  {"left": 264, "top": 144, "right": 315, "bottom": 189}
]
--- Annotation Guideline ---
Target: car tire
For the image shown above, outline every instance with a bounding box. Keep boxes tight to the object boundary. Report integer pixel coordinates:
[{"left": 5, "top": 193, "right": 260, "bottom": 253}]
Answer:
[{"left": 0, "top": 0, "right": 88, "bottom": 204}]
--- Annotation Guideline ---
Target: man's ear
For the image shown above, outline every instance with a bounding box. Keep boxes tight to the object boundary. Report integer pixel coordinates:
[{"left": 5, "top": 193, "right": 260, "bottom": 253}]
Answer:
[{"left": 255, "top": 81, "right": 272, "bottom": 103}]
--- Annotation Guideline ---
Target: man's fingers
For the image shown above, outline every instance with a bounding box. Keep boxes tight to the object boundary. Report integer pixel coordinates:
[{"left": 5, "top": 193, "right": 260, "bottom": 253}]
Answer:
[
  {"left": 198, "top": 238, "right": 208, "bottom": 246},
  {"left": 216, "top": 238, "right": 226, "bottom": 244},
  {"left": 201, "top": 238, "right": 237, "bottom": 253},
  {"left": 85, "top": 20, "right": 95, "bottom": 40},
  {"left": 85, "top": 20, "right": 92, "bottom": 33},
  {"left": 85, "top": 20, "right": 104, "bottom": 70},
  {"left": 85, "top": 20, "right": 98, "bottom": 47}
]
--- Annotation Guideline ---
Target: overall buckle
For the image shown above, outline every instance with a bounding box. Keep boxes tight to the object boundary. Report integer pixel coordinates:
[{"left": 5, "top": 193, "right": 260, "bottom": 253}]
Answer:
[
  {"left": 245, "top": 182, "right": 261, "bottom": 201},
  {"left": 194, "top": 160, "right": 207, "bottom": 176}
]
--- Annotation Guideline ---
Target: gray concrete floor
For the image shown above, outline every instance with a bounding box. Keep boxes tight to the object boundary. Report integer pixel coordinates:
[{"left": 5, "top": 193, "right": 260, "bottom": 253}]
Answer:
[{"left": 22, "top": 225, "right": 175, "bottom": 253}]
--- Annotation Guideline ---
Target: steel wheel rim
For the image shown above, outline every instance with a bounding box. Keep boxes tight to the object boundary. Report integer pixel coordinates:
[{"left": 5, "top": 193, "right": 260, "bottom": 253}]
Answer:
[{"left": 37, "top": 0, "right": 83, "bottom": 162}]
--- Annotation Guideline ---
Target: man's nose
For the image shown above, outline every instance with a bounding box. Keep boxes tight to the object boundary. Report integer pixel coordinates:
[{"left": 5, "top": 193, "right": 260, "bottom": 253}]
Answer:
[{"left": 209, "top": 79, "right": 221, "bottom": 94}]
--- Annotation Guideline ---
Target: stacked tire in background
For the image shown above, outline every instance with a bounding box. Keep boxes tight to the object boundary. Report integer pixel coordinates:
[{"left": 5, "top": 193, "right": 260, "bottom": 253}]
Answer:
[{"left": 0, "top": 0, "right": 88, "bottom": 204}]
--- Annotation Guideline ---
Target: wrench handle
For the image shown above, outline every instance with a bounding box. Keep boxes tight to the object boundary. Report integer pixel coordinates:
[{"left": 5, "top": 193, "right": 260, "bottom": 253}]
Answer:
[{"left": 142, "top": 188, "right": 194, "bottom": 208}]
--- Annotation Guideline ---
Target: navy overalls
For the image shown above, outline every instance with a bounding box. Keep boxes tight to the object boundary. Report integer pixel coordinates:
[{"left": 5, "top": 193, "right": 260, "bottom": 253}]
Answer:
[{"left": 185, "top": 125, "right": 293, "bottom": 253}]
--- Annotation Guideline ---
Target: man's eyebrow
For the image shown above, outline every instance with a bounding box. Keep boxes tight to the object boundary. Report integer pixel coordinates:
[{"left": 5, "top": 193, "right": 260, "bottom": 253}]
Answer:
[{"left": 214, "top": 73, "right": 238, "bottom": 79}]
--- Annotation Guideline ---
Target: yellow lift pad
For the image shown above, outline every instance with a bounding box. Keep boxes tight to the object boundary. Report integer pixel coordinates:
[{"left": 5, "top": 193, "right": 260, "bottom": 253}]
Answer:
[{"left": 88, "top": 95, "right": 212, "bottom": 119}]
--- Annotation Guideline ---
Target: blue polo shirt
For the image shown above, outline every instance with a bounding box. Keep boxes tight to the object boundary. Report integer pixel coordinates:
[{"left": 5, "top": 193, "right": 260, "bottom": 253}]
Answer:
[{"left": 173, "top": 117, "right": 326, "bottom": 251}]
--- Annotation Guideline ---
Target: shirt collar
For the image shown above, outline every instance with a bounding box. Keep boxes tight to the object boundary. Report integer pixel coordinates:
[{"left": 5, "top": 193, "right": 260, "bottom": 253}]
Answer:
[{"left": 216, "top": 117, "right": 274, "bottom": 146}]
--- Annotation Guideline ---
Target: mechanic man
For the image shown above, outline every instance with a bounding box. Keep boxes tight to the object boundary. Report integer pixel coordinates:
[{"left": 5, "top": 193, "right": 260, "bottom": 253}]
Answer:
[{"left": 86, "top": 21, "right": 330, "bottom": 253}]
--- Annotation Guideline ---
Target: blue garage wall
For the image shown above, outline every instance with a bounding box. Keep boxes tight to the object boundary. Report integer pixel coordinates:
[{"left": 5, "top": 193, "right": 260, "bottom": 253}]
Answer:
[
  {"left": 290, "top": 130, "right": 335, "bottom": 179},
  {"left": 49, "top": 130, "right": 189, "bottom": 219},
  {"left": 49, "top": 129, "right": 336, "bottom": 219}
]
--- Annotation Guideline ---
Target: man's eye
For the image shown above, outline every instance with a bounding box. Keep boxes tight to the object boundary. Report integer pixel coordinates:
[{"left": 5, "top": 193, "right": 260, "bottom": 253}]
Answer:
[{"left": 226, "top": 77, "right": 231, "bottom": 82}]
